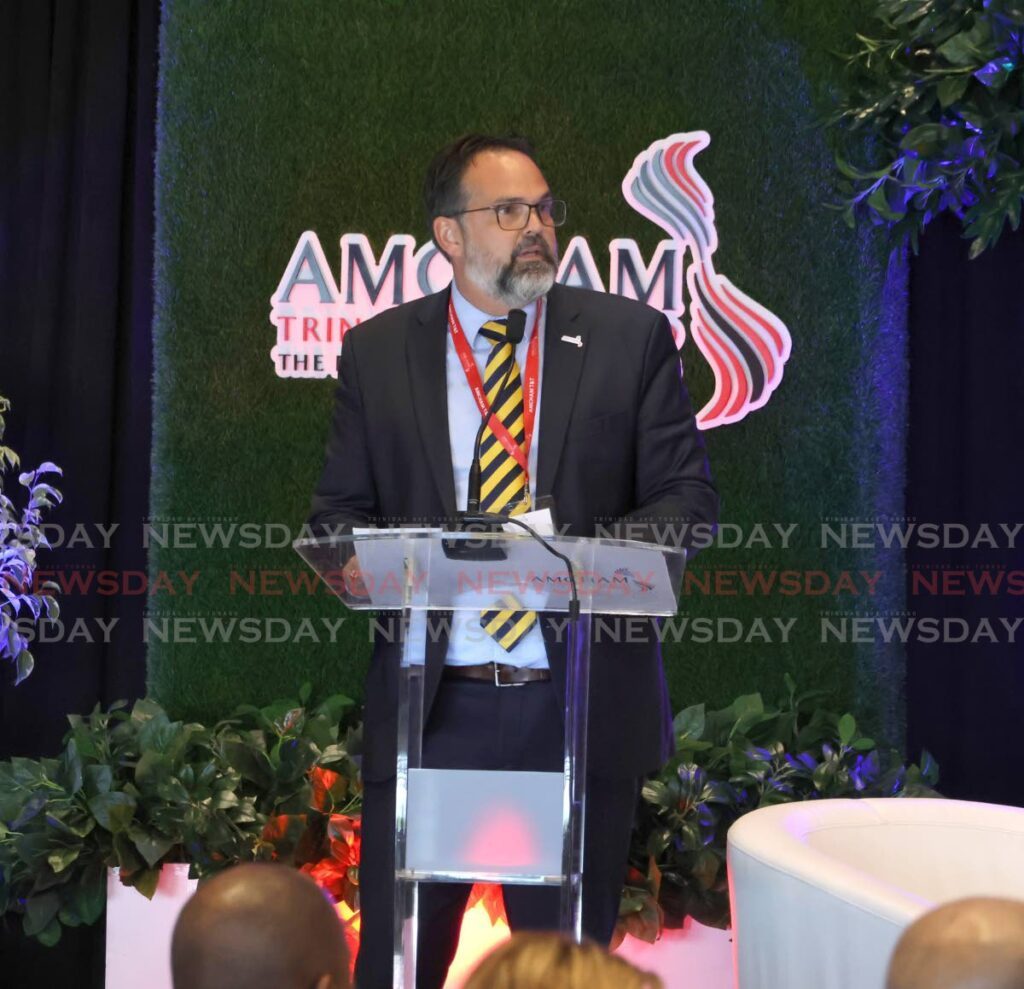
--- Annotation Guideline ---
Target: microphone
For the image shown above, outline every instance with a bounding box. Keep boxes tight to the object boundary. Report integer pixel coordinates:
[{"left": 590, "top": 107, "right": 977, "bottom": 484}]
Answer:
[{"left": 466, "top": 308, "right": 527, "bottom": 514}]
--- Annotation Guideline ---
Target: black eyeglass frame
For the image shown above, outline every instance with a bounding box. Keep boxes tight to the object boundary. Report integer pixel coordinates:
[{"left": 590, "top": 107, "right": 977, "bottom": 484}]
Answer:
[{"left": 446, "top": 198, "right": 568, "bottom": 230}]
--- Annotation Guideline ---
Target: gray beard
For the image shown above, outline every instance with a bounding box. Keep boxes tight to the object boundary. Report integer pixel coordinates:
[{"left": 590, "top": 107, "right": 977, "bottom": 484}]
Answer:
[
  {"left": 465, "top": 246, "right": 558, "bottom": 309},
  {"left": 495, "top": 259, "right": 556, "bottom": 308}
]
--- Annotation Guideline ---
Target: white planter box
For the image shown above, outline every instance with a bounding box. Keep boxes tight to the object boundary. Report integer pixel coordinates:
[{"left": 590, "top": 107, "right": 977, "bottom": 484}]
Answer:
[
  {"left": 105, "top": 865, "right": 197, "bottom": 989},
  {"left": 616, "top": 920, "right": 735, "bottom": 989}
]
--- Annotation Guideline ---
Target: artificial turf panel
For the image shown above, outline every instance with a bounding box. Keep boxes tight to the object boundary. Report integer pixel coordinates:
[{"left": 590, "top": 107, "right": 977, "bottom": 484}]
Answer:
[{"left": 151, "top": 0, "right": 908, "bottom": 744}]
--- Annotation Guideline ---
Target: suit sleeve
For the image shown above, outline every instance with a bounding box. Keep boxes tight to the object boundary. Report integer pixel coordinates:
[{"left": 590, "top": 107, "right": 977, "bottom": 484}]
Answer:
[
  {"left": 307, "top": 333, "right": 380, "bottom": 535},
  {"left": 613, "top": 312, "right": 719, "bottom": 551}
]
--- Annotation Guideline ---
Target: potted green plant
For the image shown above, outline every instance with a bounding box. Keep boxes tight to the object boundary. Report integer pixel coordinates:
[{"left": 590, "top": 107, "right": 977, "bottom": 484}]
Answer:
[
  {"left": 617, "top": 674, "right": 939, "bottom": 944},
  {"left": 0, "top": 686, "right": 360, "bottom": 951}
]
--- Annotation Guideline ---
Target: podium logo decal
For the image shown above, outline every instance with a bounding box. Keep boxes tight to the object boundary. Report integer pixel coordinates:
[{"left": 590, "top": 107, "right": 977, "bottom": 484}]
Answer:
[
  {"left": 611, "top": 568, "right": 654, "bottom": 594},
  {"left": 269, "top": 132, "right": 790, "bottom": 429}
]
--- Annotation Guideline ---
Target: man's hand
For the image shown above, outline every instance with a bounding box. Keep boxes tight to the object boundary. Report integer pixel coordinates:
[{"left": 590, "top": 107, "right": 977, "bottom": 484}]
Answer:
[{"left": 342, "top": 555, "right": 370, "bottom": 598}]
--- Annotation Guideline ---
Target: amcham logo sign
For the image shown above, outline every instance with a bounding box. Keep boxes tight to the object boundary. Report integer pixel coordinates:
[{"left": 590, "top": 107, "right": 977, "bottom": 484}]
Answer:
[{"left": 269, "top": 132, "right": 790, "bottom": 429}]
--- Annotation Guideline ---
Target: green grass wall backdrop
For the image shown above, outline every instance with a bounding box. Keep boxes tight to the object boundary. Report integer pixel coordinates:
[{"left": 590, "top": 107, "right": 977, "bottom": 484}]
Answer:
[{"left": 152, "top": 0, "right": 907, "bottom": 743}]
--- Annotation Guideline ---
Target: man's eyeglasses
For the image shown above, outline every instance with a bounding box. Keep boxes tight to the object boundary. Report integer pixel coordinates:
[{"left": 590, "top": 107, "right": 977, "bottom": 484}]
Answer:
[{"left": 448, "top": 198, "right": 568, "bottom": 230}]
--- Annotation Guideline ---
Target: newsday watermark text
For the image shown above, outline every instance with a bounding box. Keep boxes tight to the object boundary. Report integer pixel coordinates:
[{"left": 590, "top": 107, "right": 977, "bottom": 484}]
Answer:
[
  {"left": 15, "top": 614, "right": 1023, "bottom": 646},
  {"left": 29, "top": 566, "right": 1024, "bottom": 599},
  {"left": 27, "top": 519, "right": 1024, "bottom": 551}
]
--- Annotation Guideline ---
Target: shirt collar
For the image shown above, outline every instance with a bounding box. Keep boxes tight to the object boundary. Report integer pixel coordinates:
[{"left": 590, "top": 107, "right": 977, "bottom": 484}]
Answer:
[{"left": 450, "top": 280, "right": 539, "bottom": 348}]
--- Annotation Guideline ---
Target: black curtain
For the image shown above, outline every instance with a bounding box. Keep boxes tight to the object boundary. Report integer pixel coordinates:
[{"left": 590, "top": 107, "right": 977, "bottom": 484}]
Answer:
[
  {"left": 906, "top": 213, "right": 1024, "bottom": 806},
  {"left": 0, "top": 0, "right": 157, "bottom": 753},
  {"left": 0, "top": 1, "right": 158, "bottom": 982}
]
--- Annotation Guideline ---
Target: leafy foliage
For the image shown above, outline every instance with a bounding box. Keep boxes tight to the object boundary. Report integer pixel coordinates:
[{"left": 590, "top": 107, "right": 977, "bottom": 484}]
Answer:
[
  {"left": 2, "top": 680, "right": 937, "bottom": 948},
  {"left": 0, "top": 394, "right": 63, "bottom": 684},
  {"left": 830, "top": 0, "right": 1024, "bottom": 256},
  {"left": 619, "top": 676, "right": 939, "bottom": 936},
  {"left": 0, "top": 687, "right": 359, "bottom": 946}
]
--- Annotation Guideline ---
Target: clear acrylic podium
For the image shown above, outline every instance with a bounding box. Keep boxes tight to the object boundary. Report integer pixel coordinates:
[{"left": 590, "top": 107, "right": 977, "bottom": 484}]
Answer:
[{"left": 294, "top": 527, "right": 686, "bottom": 988}]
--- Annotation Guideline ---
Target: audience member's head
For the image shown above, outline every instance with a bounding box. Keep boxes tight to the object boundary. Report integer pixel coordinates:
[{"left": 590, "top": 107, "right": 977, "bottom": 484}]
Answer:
[
  {"left": 887, "top": 897, "right": 1024, "bottom": 989},
  {"left": 463, "top": 931, "right": 662, "bottom": 989},
  {"left": 171, "top": 863, "right": 349, "bottom": 989}
]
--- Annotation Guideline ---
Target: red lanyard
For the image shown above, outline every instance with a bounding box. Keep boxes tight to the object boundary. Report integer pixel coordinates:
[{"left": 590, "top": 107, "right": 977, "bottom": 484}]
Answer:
[{"left": 447, "top": 296, "right": 541, "bottom": 475}]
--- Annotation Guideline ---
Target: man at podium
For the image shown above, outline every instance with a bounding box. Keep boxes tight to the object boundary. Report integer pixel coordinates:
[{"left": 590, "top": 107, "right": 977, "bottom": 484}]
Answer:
[{"left": 309, "top": 134, "right": 718, "bottom": 988}]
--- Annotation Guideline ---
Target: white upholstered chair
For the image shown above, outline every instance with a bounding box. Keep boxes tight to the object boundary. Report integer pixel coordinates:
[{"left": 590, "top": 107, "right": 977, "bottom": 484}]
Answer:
[{"left": 727, "top": 797, "right": 1024, "bottom": 989}]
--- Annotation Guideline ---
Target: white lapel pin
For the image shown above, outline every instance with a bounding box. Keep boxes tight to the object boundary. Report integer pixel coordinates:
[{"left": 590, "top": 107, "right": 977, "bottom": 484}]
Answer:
[{"left": 561, "top": 334, "right": 583, "bottom": 348}]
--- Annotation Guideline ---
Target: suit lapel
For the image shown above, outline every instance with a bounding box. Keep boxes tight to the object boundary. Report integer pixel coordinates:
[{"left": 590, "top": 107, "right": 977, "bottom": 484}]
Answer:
[
  {"left": 536, "top": 284, "right": 586, "bottom": 496},
  {"left": 406, "top": 290, "right": 457, "bottom": 516}
]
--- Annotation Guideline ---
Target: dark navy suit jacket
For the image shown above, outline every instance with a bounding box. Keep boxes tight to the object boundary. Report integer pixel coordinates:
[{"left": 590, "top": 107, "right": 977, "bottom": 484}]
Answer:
[{"left": 308, "top": 282, "right": 718, "bottom": 781}]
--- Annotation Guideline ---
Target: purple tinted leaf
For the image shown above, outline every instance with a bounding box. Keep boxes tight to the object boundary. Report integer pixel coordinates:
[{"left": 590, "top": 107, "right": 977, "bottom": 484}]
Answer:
[
  {"left": 15, "top": 650, "right": 34, "bottom": 684},
  {"left": 29, "top": 483, "right": 61, "bottom": 503},
  {"left": 974, "top": 57, "right": 1015, "bottom": 89}
]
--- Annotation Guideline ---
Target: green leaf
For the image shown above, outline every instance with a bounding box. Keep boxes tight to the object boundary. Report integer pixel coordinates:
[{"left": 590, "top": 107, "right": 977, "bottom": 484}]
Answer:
[
  {"left": 617, "top": 891, "right": 663, "bottom": 944},
  {"left": 14, "top": 830, "right": 51, "bottom": 867},
  {"left": 73, "top": 872, "right": 106, "bottom": 925},
  {"left": 35, "top": 917, "right": 62, "bottom": 947},
  {"left": 919, "top": 749, "right": 940, "bottom": 785},
  {"left": 937, "top": 74, "right": 970, "bottom": 108},
  {"left": 937, "top": 22, "right": 993, "bottom": 66},
  {"left": 673, "top": 704, "right": 705, "bottom": 740},
  {"left": 835, "top": 156, "right": 893, "bottom": 181},
  {"left": 276, "top": 736, "right": 318, "bottom": 782},
  {"left": 812, "top": 760, "right": 834, "bottom": 791},
  {"left": 212, "top": 790, "right": 239, "bottom": 811},
  {"left": 15, "top": 649, "right": 34, "bottom": 684},
  {"left": 724, "top": 693, "right": 766, "bottom": 737},
  {"left": 11, "top": 793, "right": 47, "bottom": 830},
  {"left": 60, "top": 739, "right": 84, "bottom": 795},
  {"left": 58, "top": 903, "right": 82, "bottom": 928},
  {"left": 645, "top": 826, "right": 673, "bottom": 857},
  {"left": 46, "top": 847, "right": 81, "bottom": 874},
  {"left": 84, "top": 764, "right": 113, "bottom": 797},
  {"left": 134, "top": 748, "right": 168, "bottom": 785},
  {"left": 640, "top": 779, "right": 670, "bottom": 807},
  {"left": 730, "top": 693, "right": 764, "bottom": 720},
  {"left": 899, "top": 123, "right": 953, "bottom": 155},
  {"left": 314, "top": 693, "right": 354, "bottom": 723},
  {"left": 783, "top": 672, "right": 796, "bottom": 695},
  {"left": 130, "top": 697, "right": 167, "bottom": 725},
  {"left": 868, "top": 182, "right": 905, "bottom": 222},
  {"left": 156, "top": 778, "right": 191, "bottom": 804},
  {"left": 221, "top": 740, "right": 274, "bottom": 788},
  {"left": 126, "top": 867, "right": 161, "bottom": 900},
  {"left": 902, "top": 155, "right": 925, "bottom": 187},
  {"left": 88, "top": 791, "right": 137, "bottom": 833},
  {"left": 319, "top": 743, "right": 351, "bottom": 764},
  {"left": 837, "top": 713, "right": 857, "bottom": 747},
  {"left": 691, "top": 849, "right": 722, "bottom": 891},
  {"left": 130, "top": 829, "right": 176, "bottom": 868},
  {"left": 23, "top": 892, "right": 61, "bottom": 937},
  {"left": 112, "top": 831, "right": 145, "bottom": 873},
  {"left": 703, "top": 780, "right": 737, "bottom": 805}
]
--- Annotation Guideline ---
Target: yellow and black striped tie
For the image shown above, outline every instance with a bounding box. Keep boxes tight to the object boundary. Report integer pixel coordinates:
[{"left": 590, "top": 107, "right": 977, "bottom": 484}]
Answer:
[{"left": 478, "top": 318, "right": 536, "bottom": 652}]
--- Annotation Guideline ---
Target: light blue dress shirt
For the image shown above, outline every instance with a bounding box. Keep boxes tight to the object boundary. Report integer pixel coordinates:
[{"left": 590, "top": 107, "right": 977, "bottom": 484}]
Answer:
[{"left": 442, "top": 281, "right": 548, "bottom": 668}]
